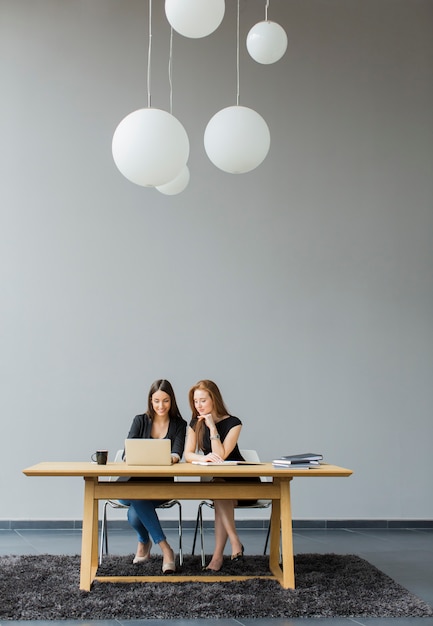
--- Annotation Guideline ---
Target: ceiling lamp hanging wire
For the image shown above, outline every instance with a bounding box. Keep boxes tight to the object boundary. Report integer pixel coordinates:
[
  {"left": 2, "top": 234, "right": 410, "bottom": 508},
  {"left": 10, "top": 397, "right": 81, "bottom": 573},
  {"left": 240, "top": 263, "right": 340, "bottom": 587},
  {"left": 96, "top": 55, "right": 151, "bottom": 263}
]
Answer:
[
  {"left": 265, "top": 0, "right": 269, "bottom": 21},
  {"left": 155, "top": 23, "right": 190, "bottom": 195},
  {"left": 168, "top": 26, "right": 173, "bottom": 114},
  {"left": 236, "top": 0, "right": 240, "bottom": 106},
  {"left": 147, "top": 0, "right": 152, "bottom": 108}
]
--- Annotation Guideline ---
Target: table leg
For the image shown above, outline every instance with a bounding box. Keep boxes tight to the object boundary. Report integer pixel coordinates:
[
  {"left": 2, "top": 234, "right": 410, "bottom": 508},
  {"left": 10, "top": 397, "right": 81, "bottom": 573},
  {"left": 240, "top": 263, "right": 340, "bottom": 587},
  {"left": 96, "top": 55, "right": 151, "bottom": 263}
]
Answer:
[
  {"left": 269, "top": 497, "right": 281, "bottom": 573},
  {"left": 80, "top": 478, "right": 99, "bottom": 591},
  {"left": 268, "top": 478, "right": 295, "bottom": 589},
  {"left": 279, "top": 477, "right": 295, "bottom": 588}
]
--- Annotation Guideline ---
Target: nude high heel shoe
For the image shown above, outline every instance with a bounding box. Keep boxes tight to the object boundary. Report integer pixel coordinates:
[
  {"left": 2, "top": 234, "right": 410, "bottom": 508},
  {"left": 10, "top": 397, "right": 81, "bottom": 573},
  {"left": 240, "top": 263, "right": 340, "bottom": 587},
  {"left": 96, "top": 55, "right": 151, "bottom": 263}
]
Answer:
[
  {"left": 162, "top": 548, "right": 176, "bottom": 574},
  {"left": 132, "top": 540, "right": 152, "bottom": 564},
  {"left": 162, "top": 560, "right": 176, "bottom": 574}
]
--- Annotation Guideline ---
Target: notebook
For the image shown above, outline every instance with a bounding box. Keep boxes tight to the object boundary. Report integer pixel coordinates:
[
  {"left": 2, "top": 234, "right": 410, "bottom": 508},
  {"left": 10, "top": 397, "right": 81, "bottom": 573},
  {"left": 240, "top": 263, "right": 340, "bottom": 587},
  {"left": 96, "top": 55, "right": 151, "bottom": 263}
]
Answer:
[
  {"left": 192, "top": 460, "right": 263, "bottom": 465},
  {"left": 124, "top": 438, "right": 172, "bottom": 466}
]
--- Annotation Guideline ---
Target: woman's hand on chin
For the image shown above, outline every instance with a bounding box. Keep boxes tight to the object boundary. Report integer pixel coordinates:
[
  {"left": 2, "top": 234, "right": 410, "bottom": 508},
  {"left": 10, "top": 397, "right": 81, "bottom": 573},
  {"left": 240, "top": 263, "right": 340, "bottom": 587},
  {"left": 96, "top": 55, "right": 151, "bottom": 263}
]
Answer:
[{"left": 198, "top": 413, "right": 215, "bottom": 427}]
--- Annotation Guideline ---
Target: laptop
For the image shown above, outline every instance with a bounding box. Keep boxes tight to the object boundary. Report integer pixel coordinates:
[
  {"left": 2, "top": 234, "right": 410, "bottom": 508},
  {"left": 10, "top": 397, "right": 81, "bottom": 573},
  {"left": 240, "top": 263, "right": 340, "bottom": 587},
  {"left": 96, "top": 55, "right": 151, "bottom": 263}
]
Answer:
[{"left": 124, "top": 438, "right": 172, "bottom": 466}]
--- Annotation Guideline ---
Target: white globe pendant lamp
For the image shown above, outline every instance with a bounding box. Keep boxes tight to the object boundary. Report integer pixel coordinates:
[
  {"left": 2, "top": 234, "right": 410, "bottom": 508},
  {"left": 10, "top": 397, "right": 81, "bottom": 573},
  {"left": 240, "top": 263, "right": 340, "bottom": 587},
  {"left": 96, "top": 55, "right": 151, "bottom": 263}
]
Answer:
[
  {"left": 247, "top": 20, "right": 288, "bottom": 64},
  {"left": 156, "top": 165, "right": 190, "bottom": 195},
  {"left": 204, "top": 105, "right": 270, "bottom": 174},
  {"left": 112, "top": 1, "right": 190, "bottom": 190},
  {"left": 165, "top": 0, "right": 225, "bottom": 39},
  {"left": 204, "top": 0, "right": 271, "bottom": 174},
  {"left": 112, "top": 108, "right": 189, "bottom": 188}
]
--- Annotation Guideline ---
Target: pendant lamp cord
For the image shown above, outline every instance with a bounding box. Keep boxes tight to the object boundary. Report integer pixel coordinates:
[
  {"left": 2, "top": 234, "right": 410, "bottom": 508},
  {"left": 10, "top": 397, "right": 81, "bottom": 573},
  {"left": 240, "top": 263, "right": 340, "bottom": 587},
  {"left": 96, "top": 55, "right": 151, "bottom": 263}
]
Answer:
[
  {"left": 265, "top": 0, "right": 270, "bottom": 21},
  {"left": 147, "top": 0, "right": 152, "bottom": 108},
  {"left": 169, "top": 27, "right": 173, "bottom": 114},
  {"left": 149, "top": 0, "right": 173, "bottom": 113},
  {"left": 236, "top": 0, "right": 240, "bottom": 106}
]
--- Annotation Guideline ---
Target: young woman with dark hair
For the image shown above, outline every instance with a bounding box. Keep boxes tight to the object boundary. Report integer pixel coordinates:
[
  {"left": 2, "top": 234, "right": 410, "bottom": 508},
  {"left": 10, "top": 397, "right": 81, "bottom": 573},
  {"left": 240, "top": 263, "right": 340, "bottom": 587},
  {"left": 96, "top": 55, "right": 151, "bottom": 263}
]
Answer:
[{"left": 121, "top": 379, "right": 186, "bottom": 573}]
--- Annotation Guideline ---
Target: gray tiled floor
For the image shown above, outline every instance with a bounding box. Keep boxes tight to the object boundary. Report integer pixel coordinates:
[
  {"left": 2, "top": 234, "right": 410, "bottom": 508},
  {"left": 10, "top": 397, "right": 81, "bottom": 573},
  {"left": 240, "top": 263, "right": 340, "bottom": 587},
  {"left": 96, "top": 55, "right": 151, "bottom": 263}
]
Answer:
[{"left": 1, "top": 526, "right": 432, "bottom": 626}]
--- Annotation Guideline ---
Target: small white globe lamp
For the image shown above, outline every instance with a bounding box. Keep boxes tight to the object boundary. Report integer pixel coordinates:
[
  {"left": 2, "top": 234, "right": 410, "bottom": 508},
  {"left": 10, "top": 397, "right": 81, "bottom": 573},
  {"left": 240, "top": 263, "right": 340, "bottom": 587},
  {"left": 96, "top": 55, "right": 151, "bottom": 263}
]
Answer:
[
  {"left": 204, "top": 105, "right": 270, "bottom": 174},
  {"left": 247, "top": 21, "right": 288, "bottom": 64},
  {"left": 156, "top": 166, "right": 190, "bottom": 195},
  {"left": 165, "top": 0, "right": 225, "bottom": 39},
  {"left": 112, "top": 108, "right": 189, "bottom": 187}
]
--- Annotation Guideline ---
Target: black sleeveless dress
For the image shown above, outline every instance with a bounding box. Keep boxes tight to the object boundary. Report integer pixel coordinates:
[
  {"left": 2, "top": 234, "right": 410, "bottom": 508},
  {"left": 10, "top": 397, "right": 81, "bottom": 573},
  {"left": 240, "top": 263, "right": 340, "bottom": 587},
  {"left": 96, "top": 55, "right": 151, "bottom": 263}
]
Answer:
[{"left": 190, "top": 415, "right": 260, "bottom": 505}]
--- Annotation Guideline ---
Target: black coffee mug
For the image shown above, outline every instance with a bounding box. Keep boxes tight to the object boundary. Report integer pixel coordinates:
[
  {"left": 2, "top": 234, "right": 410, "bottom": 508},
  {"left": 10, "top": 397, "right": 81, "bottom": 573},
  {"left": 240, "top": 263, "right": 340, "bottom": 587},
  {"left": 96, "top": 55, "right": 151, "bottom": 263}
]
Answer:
[{"left": 91, "top": 450, "right": 108, "bottom": 465}]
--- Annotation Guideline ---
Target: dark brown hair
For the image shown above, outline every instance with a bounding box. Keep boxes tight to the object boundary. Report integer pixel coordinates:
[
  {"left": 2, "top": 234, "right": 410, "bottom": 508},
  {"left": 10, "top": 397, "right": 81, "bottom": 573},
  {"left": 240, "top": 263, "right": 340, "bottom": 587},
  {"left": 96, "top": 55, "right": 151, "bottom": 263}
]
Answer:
[{"left": 147, "top": 379, "right": 182, "bottom": 421}]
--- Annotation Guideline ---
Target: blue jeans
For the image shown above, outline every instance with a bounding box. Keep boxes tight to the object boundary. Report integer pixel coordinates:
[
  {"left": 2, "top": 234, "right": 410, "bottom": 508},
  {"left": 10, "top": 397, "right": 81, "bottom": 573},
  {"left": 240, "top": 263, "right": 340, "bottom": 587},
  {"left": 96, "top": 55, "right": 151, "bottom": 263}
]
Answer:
[{"left": 119, "top": 499, "right": 167, "bottom": 545}]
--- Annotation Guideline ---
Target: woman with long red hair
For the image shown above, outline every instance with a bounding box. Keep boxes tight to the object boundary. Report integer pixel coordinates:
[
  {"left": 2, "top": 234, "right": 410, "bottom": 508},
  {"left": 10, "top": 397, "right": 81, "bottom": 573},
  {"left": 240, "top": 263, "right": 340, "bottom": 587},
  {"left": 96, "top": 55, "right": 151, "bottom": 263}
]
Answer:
[{"left": 184, "top": 379, "right": 258, "bottom": 571}]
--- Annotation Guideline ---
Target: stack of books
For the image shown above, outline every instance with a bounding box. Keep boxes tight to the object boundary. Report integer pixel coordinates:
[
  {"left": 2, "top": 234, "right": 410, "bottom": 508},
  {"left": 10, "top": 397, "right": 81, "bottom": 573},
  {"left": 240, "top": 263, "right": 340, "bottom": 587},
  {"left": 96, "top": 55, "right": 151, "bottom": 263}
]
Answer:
[{"left": 272, "top": 452, "right": 323, "bottom": 469}]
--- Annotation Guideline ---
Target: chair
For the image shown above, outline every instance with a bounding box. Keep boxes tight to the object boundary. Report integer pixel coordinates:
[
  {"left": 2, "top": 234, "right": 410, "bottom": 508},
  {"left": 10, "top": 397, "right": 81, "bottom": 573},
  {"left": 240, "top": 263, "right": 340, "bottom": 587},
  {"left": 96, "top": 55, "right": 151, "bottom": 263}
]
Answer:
[
  {"left": 99, "top": 449, "right": 183, "bottom": 565},
  {"left": 191, "top": 449, "right": 271, "bottom": 567}
]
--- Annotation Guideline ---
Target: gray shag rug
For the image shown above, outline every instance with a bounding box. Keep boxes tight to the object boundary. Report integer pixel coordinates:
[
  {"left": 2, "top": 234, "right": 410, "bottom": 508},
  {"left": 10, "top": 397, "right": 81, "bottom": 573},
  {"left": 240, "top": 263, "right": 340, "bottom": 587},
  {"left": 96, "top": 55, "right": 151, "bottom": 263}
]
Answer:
[{"left": 1, "top": 553, "right": 432, "bottom": 620}]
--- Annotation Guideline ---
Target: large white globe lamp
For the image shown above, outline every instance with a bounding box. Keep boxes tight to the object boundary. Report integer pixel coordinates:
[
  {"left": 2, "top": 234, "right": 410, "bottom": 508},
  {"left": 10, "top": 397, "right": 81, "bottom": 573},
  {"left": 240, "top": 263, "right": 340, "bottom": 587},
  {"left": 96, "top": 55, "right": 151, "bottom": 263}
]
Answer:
[
  {"left": 204, "top": 106, "right": 270, "bottom": 174},
  {"left": 165, "top": 0, "right": 225, "bottom": 39},
  {"left": 247, "top": 21, "right": 288, "bottom": 64},
  {"left": 112, "top": 108, "right": 189, "bottom": 187},
  {"left": 156, "top": 166, "right": 190, "bottom": 195}
]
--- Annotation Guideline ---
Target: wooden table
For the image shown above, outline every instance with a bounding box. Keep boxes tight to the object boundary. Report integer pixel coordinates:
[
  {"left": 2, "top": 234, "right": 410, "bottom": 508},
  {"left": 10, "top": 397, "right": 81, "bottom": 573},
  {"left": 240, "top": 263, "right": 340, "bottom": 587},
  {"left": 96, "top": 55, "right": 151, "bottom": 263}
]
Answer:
[{"left": 23, "top": 461, "right": 352, "bottom": 591}]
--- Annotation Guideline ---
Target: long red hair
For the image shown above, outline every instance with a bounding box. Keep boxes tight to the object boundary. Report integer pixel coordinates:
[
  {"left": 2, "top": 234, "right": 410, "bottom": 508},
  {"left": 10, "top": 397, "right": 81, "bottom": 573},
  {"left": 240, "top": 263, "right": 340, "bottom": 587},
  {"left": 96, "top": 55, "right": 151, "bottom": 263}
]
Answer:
[{"left": 188, "top": 380, "right": 229, "bottom": 451}]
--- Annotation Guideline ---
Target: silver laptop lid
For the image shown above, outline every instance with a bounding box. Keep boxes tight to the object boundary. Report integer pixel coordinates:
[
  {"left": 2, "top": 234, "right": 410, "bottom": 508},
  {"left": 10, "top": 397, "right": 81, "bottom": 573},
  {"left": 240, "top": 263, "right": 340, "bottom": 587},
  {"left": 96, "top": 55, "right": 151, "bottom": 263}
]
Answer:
[{"left": 124, "top": 438, "right": 172, "bottom": 466}]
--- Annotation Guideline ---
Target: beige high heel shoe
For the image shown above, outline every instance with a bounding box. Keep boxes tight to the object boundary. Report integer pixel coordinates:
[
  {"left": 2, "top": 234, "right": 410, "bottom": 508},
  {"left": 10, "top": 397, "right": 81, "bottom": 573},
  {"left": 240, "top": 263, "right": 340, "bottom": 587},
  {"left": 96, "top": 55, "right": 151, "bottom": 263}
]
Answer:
[
  {"left": 162, "top": 548, "right": 176, "bottom": 573},
  {"left": 162, "top": 560, "right": 176, "bottom": 574},
  {"left": 132, "top": 540, "right": 152, "bottom": 564}
]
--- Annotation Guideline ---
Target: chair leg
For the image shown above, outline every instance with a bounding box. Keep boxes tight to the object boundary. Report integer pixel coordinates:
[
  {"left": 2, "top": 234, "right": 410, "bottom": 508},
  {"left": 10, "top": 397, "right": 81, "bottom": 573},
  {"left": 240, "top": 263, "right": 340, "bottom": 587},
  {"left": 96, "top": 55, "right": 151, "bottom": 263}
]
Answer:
[
  {"left": 263, "top": 520, "right": 270, "bottom": 555},
  {"left": 198, "top": 502, "right": 206, "bottom": 568},
  {"left": 174, "top": 500, "right": 183, "bottom": 566},
  {"left": 191, "top": 507, "right": 200, "bottom": 555},
  {"left": 99, "top": 501, "right": 109, "bottom": 565},
  {"left": 263, "top": 518, "right": 282, "bottom": 561}
]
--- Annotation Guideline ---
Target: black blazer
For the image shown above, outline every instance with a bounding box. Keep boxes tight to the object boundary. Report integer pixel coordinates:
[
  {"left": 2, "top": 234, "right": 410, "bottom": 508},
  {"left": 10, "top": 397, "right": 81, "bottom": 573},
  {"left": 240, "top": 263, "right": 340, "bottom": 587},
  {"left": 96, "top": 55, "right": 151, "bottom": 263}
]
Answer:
[{"left": 126, "top": 413, "right": 187, "bottom": 459}]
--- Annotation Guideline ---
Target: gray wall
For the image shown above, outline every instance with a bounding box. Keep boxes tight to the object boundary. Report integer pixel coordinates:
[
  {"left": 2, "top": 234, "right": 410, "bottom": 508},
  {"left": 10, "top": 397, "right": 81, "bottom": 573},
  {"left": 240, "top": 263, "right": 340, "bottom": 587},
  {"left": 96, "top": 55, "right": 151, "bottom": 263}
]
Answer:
[{"left": 1, "top": 0, "right": 432, "bottom": 523}]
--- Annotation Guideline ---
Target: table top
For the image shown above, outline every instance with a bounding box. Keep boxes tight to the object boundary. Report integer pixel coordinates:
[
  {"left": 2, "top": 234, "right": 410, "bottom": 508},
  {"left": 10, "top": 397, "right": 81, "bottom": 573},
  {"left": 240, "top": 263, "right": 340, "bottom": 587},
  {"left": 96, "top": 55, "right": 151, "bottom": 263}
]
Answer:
[{"left": 23, "top": 461, "right": 353, "bottom": 479}]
